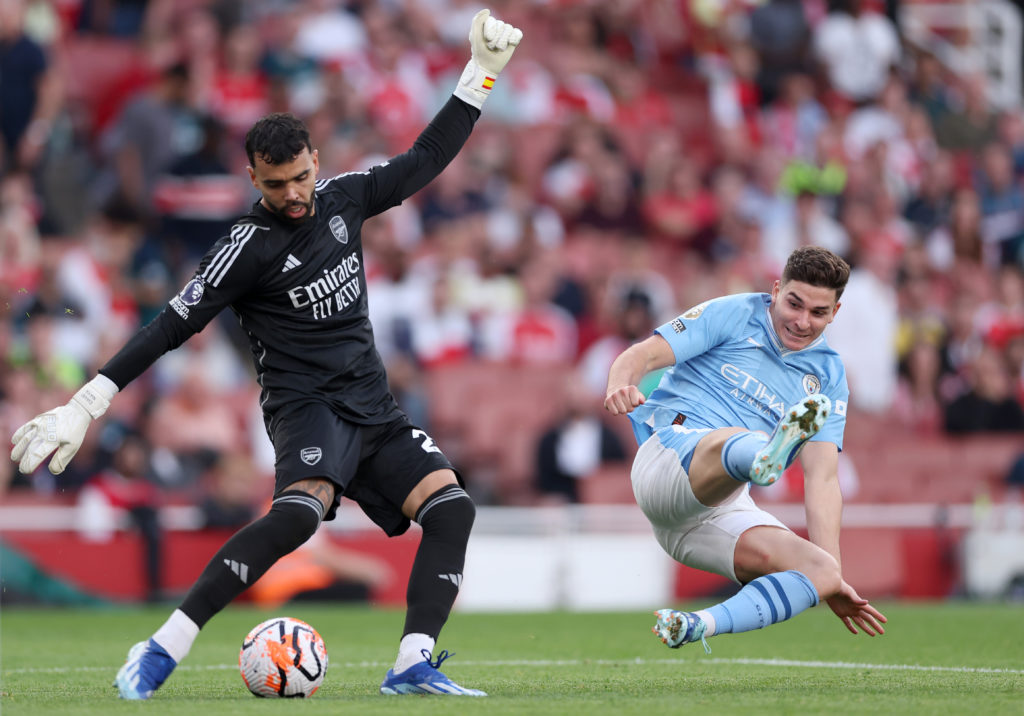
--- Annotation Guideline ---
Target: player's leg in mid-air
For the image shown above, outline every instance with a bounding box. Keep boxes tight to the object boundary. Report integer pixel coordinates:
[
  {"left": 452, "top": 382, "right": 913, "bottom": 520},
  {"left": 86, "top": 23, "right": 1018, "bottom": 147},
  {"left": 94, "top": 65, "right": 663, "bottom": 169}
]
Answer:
[{"left": 633, "top": 394, "right": 836, "bottom": 650}]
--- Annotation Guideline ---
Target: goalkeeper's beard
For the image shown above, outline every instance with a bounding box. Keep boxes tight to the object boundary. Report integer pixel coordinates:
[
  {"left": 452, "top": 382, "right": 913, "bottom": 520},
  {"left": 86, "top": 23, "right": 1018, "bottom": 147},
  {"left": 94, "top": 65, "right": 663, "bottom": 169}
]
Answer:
[{"left": 264, "top": 195, "right": 315, "bottom": 225}]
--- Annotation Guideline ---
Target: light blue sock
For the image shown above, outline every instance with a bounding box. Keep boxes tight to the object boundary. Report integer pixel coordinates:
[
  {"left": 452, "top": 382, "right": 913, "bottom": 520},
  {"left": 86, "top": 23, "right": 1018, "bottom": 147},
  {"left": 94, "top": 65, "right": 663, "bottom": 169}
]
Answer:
[
  {"left": 706, "top": 570, "right": 819, "bottom": 634},
  {"left": 721, "top": 432, "right": 769, "bottom": 482}
]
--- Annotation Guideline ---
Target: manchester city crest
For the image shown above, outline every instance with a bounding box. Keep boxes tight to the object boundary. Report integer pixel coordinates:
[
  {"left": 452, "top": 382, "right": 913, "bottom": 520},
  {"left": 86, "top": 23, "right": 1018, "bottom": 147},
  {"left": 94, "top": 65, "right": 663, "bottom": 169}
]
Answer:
[
  {"left": 329, "top": 215, "right": 348, "bottom": 244},
  {"left": 802, "top": 373, "right": 821, "bottom": 395}
]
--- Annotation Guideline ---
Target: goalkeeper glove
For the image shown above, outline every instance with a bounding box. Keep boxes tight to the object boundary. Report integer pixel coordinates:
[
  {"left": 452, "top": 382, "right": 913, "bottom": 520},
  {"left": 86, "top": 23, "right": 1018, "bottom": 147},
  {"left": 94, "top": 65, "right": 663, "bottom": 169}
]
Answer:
[
  {"left": 453, "top": 8, "right": 523, "bottom": 109},
  {"left": 10, "top": 374, "right": 119, "bottom": 475}
]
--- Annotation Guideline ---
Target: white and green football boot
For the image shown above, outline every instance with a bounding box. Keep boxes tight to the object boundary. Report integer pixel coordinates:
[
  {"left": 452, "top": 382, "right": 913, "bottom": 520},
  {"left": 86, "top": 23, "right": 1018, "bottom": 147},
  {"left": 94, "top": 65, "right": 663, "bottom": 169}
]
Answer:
[
  {"left": 749, "top": 393, "right": 831, "bottom": 486},
  {"left": 652, "top": 609, "right": 711, "bottom": 653}
]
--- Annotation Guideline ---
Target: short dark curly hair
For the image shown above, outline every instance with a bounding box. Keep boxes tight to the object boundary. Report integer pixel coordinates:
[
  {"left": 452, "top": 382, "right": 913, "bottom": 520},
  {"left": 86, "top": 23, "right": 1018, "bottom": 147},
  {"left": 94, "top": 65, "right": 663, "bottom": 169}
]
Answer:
[
  {"left": 782, "top": 246, "right": 851, "bottom": 299},
  {"left": 245, "top": 113, "right": 312, "bottom": 166}
]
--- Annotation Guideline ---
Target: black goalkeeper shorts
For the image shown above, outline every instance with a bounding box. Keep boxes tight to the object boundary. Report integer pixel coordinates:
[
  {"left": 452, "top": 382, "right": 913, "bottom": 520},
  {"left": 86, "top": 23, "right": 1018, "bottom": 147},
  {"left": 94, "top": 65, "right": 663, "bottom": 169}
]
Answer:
[{"left": 270, "top": 403, "right": 460, "bottom": 536}]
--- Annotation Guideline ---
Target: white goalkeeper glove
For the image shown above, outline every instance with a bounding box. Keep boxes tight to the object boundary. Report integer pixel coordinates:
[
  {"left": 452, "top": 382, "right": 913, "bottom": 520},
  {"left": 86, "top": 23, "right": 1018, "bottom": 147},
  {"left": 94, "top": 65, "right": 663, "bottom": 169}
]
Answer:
[
  {"left": 10, "top": 374, "right": 119, "bottom": 475},
  {"left": 453, "top": 8, "right": 523, "bottom": 109}
]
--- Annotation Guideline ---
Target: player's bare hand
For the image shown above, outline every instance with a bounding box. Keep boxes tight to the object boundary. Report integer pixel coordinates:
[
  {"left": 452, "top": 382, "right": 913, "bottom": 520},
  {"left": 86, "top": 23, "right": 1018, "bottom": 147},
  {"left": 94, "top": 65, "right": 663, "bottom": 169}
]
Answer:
[
  {"left": 826, "top": 580, "right": 887, "bottom": 636},
  {"left": 604, "top": 385, "right": 645, "bottom": 416}
]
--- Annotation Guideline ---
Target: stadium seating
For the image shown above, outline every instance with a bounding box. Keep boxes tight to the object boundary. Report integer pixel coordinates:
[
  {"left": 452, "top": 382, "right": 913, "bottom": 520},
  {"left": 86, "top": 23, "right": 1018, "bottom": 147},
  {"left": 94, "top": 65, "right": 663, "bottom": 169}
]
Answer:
[
  {"left": 425, "top": 362, "right": 572, "bottom": 504},
  {"left": 842, "top": 412, "right": 1021, "bottom": 504}
]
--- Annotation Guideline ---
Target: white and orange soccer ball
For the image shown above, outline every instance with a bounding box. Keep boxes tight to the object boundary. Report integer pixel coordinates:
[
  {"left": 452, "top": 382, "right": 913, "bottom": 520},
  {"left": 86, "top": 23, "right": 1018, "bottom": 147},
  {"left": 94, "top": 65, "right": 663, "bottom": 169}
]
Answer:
[{"left": 239, "top": 617, "right": 328, "bottom": 698}]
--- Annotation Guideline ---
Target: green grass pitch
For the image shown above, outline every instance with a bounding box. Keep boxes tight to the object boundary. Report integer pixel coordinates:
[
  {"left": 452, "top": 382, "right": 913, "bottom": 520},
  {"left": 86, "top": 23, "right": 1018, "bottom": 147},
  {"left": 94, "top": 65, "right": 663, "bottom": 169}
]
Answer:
[{"left": 1, "top": 602, "right": 1022, "bottom": 714}]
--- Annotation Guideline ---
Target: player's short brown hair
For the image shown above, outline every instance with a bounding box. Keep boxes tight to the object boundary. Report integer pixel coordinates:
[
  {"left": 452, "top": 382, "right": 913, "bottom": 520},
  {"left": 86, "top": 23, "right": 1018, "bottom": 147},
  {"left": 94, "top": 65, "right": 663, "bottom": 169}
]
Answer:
[
  {"left": 781, "top": 246, "right": 851, "bottom": 299},
  {"left": 245, "top": 113, "right": 312, "bottom": 167}
]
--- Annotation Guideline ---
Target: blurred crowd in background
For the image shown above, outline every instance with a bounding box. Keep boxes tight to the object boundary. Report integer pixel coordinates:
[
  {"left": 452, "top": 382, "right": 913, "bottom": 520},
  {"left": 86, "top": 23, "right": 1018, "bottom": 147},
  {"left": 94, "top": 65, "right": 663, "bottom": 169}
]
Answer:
[{"left": 1, "top": 0, "right": 1023, "bottom": 518}]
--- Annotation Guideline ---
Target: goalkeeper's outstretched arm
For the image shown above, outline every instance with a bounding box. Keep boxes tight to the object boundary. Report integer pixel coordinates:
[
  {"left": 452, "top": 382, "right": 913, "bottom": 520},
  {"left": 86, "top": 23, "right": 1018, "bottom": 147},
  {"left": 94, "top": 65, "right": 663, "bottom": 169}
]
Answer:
[{"left": 10, "top": 283, "right": 197, "bottom": 475}]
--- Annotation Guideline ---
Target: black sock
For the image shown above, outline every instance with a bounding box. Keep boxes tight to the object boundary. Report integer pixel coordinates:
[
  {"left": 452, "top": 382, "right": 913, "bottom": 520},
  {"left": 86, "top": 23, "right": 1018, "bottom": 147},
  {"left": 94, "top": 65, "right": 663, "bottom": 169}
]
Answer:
[
  {"left": 403, "top": 485, "right": 475, "bottom": 639},
  {"left": 179, "top": 491, "right": 323, "bottom": 627}
]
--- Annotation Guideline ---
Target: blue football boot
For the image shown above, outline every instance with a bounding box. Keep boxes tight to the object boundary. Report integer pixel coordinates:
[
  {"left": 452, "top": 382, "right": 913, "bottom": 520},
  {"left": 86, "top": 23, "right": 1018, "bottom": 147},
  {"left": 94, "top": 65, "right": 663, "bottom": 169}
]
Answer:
[
  {"left": 114, "top": 639, "right": 177, "bottom": 700},
  {"left": 380, "top": 649, "right": 485, "bottom": 696}
]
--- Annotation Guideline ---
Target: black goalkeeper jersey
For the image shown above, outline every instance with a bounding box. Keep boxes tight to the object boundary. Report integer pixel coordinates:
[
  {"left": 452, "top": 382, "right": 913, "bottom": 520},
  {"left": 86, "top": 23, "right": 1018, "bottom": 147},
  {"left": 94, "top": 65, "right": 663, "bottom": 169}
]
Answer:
[{"left": 100, "top": 96, "right": 480, "bottom": 427}]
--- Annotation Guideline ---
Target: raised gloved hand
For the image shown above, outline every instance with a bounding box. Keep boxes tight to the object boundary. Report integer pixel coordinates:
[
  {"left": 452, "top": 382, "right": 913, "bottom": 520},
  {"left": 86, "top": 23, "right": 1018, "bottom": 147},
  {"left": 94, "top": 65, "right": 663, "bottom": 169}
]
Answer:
[
  {"left": 10, "top": 374, "right": 118, "bottom": 475},
  {"left": 453, "top": 9, "right": 524, "bottom": 109}
]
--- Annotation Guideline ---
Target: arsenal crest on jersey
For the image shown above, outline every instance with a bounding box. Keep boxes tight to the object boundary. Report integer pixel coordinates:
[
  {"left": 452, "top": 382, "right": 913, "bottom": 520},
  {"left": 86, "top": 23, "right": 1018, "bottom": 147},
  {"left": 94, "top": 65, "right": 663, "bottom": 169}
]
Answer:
[{"left": 329, "top": 215, "right": 348, "bottom": 244}]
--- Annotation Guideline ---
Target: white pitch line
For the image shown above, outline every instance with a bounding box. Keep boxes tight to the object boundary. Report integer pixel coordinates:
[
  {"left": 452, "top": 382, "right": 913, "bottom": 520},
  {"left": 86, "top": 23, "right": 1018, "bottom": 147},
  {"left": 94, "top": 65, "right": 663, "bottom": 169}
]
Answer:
[{"left": 3, "top": 657, "right": 1022, "bottom": 677}]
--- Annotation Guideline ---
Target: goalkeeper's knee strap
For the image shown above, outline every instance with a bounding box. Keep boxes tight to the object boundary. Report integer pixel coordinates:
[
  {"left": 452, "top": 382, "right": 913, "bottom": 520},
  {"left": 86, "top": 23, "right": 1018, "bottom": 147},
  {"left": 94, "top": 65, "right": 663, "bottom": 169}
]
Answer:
[{"left": 180, "top": 490, "right": 323, "bottom": 627}]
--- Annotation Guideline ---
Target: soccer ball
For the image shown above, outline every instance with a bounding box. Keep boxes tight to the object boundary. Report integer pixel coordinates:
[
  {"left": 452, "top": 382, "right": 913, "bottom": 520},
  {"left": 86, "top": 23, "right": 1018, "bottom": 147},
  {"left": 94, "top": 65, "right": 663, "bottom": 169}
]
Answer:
[{"left": 239, "top": 617, "right": 328, "bottom": 698}]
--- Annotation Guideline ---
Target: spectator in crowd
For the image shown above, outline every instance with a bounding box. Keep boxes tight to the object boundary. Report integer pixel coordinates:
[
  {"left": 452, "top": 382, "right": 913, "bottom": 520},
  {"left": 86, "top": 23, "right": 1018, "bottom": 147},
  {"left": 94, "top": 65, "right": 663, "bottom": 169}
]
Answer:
[
  {"left": 944, "top": 344, "right": 1024, "bottom": 433},
  {"left": 153, "top": 115, "right": 251, "bottom": 266},
  {"left": 907, "top": 49, "right": 952, "bottom": 124},
  {"left": 407, "top": 274, "right": 476, "bottom": 368},
  {"left": 903, "top": 148, "right": 954, "bottom": 237},
  {"left": 748, "top": 0, "right": 812, "bottom": 107},
  {"left": 0, "top": 170, "right": 42, "bottom": 294},
  {"left": 573, "top": 150, "right": 644, "bottom": 235},
  {"left": 642, "top": 152, "right": 717, "bottom": 259},
  {"left": 145, "top": 362, "right": 246, "bottom": 487},
  {"left": 892, "top": 339, "right": 945, "bottom": 434},
  {"left": 579, "top": 287, "right": 662, "bottom": 399},
  {"left": 827, "top": 206, "right": 901, "bottom": 413},
  {"left": 207, "top": 22, "right": 270, "bottom": 145},
  {"left": 484, "top": 252, "right": 578, "bottom": 365},
  {"left": 812, "top": 0, "right": 901, "bottom": 106},
  {"left": 762, "top": 188, "right": 849, "bottom": 277},
  {"left": 94, "top": 62, "right": 200, "bottom": 215},
  {"left": 51, "top": 196, "right": 148, "bottom": 363},
  {"left": 924, "top": 186, "right": 987, "bottom": 278},
  {"left": 198, "top": 450, "right": 264, "bottom": 530},
  {"left": 77, "top": 432, "right": 163, "bottom": 602},
  {"left": 0, "top": 0, "right": 61, "bottom": 172},
  {"left": 975, "top": 141, "right": 1024, "bottom": 265},
  {"left": 894, "top": 245, "right": 948, "bottom": 361},
  {"left": 934, "top": 72, "right": 1000, "bottom": 154},
  {"left": 759, "top": 72, "right": 829, "bottom": 162},
  {"left": 535, "top": 375, "right": 626, "bottom": 504}
]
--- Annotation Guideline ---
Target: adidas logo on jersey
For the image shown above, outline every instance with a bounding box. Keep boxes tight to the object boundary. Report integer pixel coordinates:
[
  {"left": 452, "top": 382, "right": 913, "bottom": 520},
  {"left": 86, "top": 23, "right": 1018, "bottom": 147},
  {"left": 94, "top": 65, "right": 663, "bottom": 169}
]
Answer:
[
  {"left": 224, "top": 559, "right": 249, "bottom": 583},
  {"left": 282, "top": 254, "right": 302, "bottom": 272},
  {"left": 438, "top": 573, "right": 463, "bottom": 587}
]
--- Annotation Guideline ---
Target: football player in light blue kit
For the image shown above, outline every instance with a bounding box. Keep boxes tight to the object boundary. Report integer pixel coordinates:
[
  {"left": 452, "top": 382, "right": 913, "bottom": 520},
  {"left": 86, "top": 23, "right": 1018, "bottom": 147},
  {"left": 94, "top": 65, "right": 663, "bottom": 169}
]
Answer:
[{"left": 605, "top": 246, "right": 886, "bottom": 651}]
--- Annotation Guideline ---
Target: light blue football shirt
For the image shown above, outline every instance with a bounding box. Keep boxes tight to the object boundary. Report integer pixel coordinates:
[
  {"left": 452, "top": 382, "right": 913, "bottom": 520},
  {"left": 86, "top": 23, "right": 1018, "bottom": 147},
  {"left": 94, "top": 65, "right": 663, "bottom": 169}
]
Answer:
[{"left": 628, "top": 292, "right": 849, "bottom": 449}]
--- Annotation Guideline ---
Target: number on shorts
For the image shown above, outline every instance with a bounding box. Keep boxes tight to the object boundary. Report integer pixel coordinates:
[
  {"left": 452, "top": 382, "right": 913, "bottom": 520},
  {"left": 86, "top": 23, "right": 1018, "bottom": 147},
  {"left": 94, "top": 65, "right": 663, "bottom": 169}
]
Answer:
[{"left": 412, "top": 429, "right": 441, "bottom": 454}]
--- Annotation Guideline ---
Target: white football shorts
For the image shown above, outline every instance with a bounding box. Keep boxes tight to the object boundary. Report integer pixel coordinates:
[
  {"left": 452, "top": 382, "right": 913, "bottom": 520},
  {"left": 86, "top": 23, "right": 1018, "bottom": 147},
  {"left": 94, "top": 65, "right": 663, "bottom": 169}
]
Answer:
[{"left": 630, "top": 428, "right": 788, "bottom": 583}]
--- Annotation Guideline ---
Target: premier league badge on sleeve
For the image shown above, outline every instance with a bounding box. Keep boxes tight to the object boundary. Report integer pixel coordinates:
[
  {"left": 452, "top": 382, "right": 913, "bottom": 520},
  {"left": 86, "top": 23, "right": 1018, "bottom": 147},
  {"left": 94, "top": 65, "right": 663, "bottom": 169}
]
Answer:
[
  {"left": 180, "top": 278, "right": 206, "bottom": 306},
  {"left": 169, "top": 277, "right": 206, "bottom": 319},
  {"left": 329, "top": 215, "right": 349, "bottom": 244}
]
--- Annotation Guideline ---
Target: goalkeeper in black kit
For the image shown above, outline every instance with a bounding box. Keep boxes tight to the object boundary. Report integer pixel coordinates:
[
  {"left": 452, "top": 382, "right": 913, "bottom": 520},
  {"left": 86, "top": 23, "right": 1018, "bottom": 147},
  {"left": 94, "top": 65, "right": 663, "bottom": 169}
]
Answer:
[{"left": 10, "top": 9, "right": 522, "bottom": 699}]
